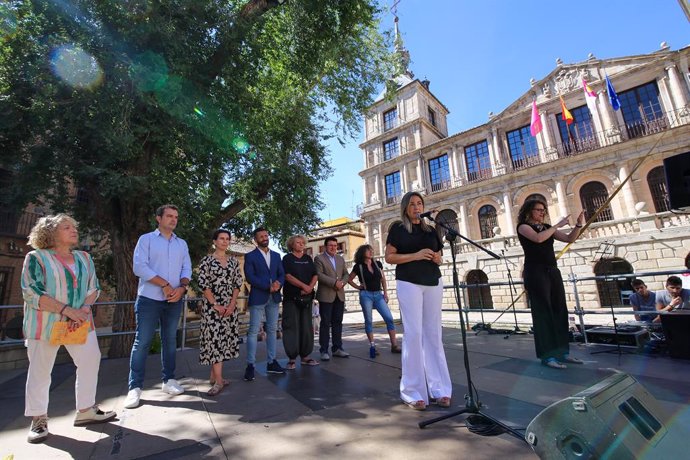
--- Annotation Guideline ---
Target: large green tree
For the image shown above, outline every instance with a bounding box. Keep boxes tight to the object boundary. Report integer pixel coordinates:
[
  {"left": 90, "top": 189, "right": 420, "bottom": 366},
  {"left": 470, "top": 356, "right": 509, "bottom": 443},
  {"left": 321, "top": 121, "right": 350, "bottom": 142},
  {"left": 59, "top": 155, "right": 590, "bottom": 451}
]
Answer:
[{"left": 0, "top": 0, "right": 393, "bottom": 356}]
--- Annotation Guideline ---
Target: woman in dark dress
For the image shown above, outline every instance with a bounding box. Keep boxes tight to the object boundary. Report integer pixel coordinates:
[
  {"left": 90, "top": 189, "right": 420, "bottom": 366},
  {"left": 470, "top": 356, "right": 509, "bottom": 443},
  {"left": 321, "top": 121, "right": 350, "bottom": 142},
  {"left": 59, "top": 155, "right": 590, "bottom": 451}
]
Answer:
[
  {"left": 385, "top": 191, "right": 451, "bottom": 411},
  {"left": 347, "top": 244, "right": 400, "bottom": 358},
  {"left": 516, "top": 199, "right": 583, "bottom": 369},
  {"left": 198, "top": 229, "right": 243, "bottom": 395},
  {"left": 282, "top": 234, "right": 319, "bottom": 369}
]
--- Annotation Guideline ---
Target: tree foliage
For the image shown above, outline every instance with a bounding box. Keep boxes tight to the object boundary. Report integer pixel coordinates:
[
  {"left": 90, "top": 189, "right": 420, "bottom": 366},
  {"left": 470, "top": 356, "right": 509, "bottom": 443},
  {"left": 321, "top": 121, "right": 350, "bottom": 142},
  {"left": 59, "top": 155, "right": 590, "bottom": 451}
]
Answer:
[{"left": 0, "top": 0, "right": 393, "bottom": 355}]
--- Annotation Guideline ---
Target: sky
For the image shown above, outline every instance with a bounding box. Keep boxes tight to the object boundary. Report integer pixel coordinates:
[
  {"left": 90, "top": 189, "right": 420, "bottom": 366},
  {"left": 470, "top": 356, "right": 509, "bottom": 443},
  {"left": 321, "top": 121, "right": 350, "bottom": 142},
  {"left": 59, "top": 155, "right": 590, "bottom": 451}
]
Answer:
[{"left": 317, "top": 0, "right": 690, "bottom": 222}]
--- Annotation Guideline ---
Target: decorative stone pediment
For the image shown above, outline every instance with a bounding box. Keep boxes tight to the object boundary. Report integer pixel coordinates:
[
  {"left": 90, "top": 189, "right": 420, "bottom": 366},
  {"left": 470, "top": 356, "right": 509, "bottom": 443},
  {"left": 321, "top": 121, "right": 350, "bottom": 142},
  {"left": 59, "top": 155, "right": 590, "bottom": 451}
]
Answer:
[{"left": 547, "top": 68, "right": 596, "bottom": 96}]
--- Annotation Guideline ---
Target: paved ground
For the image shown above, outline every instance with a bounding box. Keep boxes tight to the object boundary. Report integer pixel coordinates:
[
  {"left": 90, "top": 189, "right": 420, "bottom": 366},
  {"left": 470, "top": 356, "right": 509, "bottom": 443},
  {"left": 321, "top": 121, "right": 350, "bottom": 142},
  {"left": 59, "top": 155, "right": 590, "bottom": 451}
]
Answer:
[{"left": 2, "top": 317, "right": 690, "bottom": 460}]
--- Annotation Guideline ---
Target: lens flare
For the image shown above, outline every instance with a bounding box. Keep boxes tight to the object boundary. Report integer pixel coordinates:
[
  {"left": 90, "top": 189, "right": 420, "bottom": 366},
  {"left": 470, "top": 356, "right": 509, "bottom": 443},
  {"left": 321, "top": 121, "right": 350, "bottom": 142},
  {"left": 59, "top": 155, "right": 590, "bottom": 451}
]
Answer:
[
  {"left": 50, "top": 45, "right": 104, "bottom": 90},
  {"left": 131, "top": 51, "right": 168, "bottom": 92},
  {"left": 193, "top": 106, "right": 205, "bottom": 117},
  {"left": 232, "top": 137, "right": 250, "bottom": 154}
]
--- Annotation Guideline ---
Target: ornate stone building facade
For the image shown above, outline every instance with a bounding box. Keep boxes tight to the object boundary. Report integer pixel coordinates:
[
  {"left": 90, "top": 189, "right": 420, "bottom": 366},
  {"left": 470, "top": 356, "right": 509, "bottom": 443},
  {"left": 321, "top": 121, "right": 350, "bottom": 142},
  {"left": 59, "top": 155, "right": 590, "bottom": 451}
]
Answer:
[
  {"left": 306, "top": 217, "right": 365, "bottom": 263},
  {"left": 359, "top": 42, "right": 690, "bottom": 313}
]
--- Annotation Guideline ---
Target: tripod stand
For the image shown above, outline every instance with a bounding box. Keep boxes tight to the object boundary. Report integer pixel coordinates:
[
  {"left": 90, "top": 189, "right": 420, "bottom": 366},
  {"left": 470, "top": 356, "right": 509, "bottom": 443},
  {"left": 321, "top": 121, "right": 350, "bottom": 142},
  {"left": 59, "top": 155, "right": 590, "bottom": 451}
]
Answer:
[
  {"left": 591, "top": 275, "right": 634, "bottom": 356},
  {"left": 418, "top": 216, "right": 526, "bottom": 443},
  {"left": 483, "top": 250, "right": 526, "bottom": 336}
]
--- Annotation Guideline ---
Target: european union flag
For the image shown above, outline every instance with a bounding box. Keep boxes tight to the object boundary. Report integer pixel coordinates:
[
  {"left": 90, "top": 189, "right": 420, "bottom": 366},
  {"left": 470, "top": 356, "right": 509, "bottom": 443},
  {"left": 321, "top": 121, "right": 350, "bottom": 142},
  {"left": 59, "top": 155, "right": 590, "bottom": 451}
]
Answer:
[{"left": 606, "top": 73, "right": 620, "bottom": 111}]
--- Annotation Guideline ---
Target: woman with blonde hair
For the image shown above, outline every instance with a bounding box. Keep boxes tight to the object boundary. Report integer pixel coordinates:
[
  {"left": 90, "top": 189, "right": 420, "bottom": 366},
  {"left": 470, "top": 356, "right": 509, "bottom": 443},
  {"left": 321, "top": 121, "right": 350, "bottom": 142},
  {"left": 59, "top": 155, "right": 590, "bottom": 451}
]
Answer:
[
  {"left": 281, "top": 234, "right": 319, "bottom": 369},
  {"left": 21, "top": 214, "right": 115, "bottom": 443},
  {"left": 385, "top": 192, "right": 451, "bottom": 411}
]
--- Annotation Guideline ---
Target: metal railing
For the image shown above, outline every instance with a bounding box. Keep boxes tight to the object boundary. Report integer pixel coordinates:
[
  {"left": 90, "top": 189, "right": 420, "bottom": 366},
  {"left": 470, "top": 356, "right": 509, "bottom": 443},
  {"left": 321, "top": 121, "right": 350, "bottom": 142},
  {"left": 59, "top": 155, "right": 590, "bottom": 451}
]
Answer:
[
  {"left": 360, "top": 105, "right": 690, "bottom": 206},
  {"left": 3, "top": 268, "right": 688, "bottom": 351},
  {"left": 435, "top": 268, "right": 690, "bottom": 346}
]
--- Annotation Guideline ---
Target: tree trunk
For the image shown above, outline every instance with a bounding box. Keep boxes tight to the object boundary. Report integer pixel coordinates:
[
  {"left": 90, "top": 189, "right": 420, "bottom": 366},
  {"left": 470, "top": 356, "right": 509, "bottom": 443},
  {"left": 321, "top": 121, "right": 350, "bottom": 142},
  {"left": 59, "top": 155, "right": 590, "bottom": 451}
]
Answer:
[{"left": 107, "top": 198, "right": 152, "bottom": 358}]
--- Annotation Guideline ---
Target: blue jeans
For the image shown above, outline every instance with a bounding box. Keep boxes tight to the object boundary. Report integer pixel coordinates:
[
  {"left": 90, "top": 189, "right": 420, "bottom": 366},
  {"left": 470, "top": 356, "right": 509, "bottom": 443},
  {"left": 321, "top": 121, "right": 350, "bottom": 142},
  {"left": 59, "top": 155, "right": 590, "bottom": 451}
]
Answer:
[
  {"left": 128, "top": 296, "right": 183, "bottom": 390},
  {"left": 246, "top": 298, "right": 279, "bottom": 365},
  {"left": 359, "top": 291, "right": 396, "bottom": 334}
]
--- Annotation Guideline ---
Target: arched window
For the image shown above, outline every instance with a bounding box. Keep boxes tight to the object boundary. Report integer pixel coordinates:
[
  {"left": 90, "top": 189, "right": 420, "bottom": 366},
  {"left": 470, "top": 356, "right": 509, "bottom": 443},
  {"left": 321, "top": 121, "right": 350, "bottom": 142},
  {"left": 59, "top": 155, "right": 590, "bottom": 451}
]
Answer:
[
  {"left": 647, "top": 166, "right": 670, "bottom": 213},
  {"left": 525, "top": 193, "right": 547, "bottom": 204},
  {"left": 580, "top": 181, "right": 613, "bottom": 222},
  {"left": 478, "top": 205, "right": 497, "bottom": 239},
  {"left": 593, "top": 258, "right": 634, "bottom": 306},
  {"left": 466, "top": 270, "right": 493, "bottom": 310}
]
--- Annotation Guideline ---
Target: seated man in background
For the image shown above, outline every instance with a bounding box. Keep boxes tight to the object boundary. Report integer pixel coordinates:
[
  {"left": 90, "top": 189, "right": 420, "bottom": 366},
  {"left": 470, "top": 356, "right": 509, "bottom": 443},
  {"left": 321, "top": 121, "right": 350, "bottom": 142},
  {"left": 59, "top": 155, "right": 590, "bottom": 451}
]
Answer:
[
  {"left": 655, "top": 276, "right": 690, "bottom": 321},
  {"left": 629, "top": 279, "right": 657, "bottom": 323}
]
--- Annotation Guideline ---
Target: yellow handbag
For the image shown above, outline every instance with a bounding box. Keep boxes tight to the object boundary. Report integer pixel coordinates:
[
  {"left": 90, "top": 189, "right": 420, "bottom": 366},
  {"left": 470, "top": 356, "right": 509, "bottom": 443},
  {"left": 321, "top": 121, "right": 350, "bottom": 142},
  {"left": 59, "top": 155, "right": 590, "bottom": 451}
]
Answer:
[{"left": 49, "top": 320, "right": 90, "bottom": 346}]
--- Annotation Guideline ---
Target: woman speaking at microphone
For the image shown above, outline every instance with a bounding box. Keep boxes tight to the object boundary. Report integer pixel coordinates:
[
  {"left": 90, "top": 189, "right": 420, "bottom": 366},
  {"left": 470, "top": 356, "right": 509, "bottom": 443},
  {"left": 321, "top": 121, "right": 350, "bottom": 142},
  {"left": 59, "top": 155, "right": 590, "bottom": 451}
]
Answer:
[{"left": 385, "top": 191, "right": 451, "bottom": 411}]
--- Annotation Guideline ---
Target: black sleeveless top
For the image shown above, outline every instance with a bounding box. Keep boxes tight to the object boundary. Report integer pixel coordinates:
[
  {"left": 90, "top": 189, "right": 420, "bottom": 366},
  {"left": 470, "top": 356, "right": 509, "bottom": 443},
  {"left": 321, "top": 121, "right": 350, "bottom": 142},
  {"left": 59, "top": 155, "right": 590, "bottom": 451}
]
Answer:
[
  {"left": 517, "top": 223, "right": 557, "bottom": 268},
  {"left": 351, "top": 261, "right": 384, "bottom": 292}
]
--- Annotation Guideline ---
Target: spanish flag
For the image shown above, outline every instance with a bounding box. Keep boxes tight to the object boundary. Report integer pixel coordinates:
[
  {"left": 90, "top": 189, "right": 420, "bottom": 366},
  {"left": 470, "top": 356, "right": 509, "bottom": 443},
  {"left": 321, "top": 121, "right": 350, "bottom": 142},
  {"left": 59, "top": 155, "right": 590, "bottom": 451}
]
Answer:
[{"left": 560, "top": 95, "right": 574, "bottom": 125}]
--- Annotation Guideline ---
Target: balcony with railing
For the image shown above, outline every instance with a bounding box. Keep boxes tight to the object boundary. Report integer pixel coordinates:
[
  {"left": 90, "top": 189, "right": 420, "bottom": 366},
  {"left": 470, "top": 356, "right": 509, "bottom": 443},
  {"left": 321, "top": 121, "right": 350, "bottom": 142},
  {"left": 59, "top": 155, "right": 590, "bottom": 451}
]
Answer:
[
  {"left": 452, "top": 212, "right": 690, "bottom": 255},
  {"left": 0, "top": 210, "right": 42, "bottom": 238},
  {"left": 360, "top": 105, "right": 689, "bottom": 211}
]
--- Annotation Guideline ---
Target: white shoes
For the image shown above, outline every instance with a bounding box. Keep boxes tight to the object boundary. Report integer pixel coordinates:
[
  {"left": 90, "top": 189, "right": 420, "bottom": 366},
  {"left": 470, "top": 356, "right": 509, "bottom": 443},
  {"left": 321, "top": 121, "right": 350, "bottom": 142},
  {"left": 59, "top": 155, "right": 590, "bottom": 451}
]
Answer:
[
  {"left": 124, "top": 388, "right": 142, "bottom": 409},
  {"left": 162, "top": 379, "right": 185, "bottom": 396},
  {"left": 125, "top": 380, "right": 183, "bottom": 409},
  {"left": 27, "top": 416, "right": 49, "bottom": 443},
  {"left": 74, "top": 406, "right": 117, "bottom": 426}
]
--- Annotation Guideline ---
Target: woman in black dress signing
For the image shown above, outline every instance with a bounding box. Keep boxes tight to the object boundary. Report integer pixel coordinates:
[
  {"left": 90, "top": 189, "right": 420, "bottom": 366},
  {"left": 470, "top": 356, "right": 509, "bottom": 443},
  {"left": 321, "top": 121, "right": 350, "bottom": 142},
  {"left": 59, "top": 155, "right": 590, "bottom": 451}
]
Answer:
[{"left": 516, "top": 199, "right": 583, "bottom": 369}]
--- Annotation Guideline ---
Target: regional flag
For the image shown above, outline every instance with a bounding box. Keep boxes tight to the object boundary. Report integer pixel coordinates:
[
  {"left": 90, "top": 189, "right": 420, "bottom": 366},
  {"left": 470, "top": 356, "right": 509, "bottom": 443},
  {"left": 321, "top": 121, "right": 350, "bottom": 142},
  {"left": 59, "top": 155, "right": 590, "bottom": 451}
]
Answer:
[{"left": 582, "top": 78, "right": 598, "bottom": 115}]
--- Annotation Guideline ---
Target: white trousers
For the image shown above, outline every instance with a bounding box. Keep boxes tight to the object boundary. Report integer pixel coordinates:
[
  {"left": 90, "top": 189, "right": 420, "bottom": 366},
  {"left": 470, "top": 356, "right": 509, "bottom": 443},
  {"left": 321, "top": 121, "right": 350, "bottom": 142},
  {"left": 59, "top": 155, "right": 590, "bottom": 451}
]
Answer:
[
  {"left": 397, "top": 280, "right": 452, "bottom": 404},
  {"left": 25, "top": 331, "right": 101, "bottom": 416}
]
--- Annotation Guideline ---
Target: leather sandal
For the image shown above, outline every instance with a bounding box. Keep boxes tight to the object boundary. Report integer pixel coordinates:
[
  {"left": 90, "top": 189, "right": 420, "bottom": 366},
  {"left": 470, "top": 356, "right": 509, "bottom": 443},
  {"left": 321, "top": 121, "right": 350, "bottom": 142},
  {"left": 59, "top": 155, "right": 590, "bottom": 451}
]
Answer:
[
  {"left": 209, "top": 378, "right": 230, "bottom": 385},
  {"left": 404, "top": 400, "right": 426, "bottom": 411},
  {"left": 286, "top": 361, "right": 296, "bottom": 370},
  {"left": 300, "top": 358, "right": 319, "bottom": 366},
  {"left": 207, "top": 383, "right": 224, "bottom": 396},
  {"left": 391, "top": 345, "right": 402, "bottom": 354}
]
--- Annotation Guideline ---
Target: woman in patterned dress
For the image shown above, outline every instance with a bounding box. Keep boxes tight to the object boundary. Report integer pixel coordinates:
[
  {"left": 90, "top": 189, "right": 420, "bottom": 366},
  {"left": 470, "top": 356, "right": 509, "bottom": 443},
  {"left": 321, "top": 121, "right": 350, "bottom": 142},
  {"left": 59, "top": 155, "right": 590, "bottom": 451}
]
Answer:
[{"left": 198, "top": 229, "right": 243, "bottom": 396}]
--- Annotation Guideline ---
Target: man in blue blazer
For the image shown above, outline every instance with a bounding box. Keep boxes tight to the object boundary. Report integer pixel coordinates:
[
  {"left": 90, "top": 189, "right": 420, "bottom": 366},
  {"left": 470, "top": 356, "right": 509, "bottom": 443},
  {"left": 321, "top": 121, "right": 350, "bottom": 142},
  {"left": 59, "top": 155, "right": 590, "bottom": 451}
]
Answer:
[{"left": 243, "top": 227, "right": 286, "bottom": 381}]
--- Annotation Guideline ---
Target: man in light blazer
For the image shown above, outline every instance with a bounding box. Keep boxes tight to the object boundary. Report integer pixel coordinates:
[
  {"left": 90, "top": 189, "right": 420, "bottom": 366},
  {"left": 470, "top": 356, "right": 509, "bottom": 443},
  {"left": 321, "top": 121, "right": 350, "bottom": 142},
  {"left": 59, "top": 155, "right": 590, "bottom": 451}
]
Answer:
[
  {"left": 243, "top": 227, "right": 286, "bottom": 381},
  {"left": 315, "top": 236, "right": 350, "bottom": 360}
]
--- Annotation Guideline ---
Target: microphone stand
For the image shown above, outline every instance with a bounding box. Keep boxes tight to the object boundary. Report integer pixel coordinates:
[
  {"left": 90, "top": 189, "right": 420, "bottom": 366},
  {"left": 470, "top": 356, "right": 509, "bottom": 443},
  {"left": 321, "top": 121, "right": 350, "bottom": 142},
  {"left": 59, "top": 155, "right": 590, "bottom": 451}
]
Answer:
[{"left": 418, "top": 215, "right": 525, "bottom": 443}]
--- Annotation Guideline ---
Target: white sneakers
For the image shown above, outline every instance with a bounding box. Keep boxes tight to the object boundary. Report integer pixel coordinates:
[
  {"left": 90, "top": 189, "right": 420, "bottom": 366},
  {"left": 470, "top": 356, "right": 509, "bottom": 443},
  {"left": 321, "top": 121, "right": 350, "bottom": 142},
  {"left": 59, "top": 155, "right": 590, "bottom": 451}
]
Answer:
[
  {"left": 124, "top": 380, "right": 184, "bottom": 410},
  {"left": 27, "top": 416, "right": 49, "bottom": 443},
  {"left": 162, "top": 379, "right": 185, "bottom": 396},
  {"left": 124, "top": 388, "right": 142, "bottom": 409},
  {"left": 74, "top": 406, "right": 117, "bottom": 426}
]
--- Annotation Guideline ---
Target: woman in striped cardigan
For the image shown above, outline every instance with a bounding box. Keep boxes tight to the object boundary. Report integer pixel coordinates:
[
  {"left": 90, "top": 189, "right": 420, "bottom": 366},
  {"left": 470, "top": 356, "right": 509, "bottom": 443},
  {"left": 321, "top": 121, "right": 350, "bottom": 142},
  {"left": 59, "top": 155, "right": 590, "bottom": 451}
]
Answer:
[{"left": 21, "top": 214, "right": 115, "bottom": 443}]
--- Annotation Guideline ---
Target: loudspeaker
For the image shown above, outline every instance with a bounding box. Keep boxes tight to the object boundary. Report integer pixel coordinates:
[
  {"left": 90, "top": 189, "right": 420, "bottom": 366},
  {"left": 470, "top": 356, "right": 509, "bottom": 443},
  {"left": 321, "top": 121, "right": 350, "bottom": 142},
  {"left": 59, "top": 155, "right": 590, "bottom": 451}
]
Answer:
[
  {"left": 525, "top": 372, "right": 687, "bottom": 459},
  {"left": 664, "top": 152, "right": 690, "bottom": 210},
  {"left": 660, "top": 312, "right": 690, "bottom": 359}
]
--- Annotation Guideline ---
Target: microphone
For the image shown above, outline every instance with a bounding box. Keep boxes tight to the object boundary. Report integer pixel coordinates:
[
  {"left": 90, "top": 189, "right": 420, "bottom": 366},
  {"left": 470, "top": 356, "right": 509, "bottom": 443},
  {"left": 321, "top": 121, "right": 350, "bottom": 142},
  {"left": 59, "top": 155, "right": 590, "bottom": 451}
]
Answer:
[{"left": 417, "top": 211, "right": 434, "bottom": 219}]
